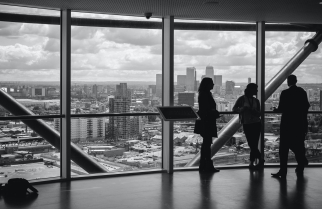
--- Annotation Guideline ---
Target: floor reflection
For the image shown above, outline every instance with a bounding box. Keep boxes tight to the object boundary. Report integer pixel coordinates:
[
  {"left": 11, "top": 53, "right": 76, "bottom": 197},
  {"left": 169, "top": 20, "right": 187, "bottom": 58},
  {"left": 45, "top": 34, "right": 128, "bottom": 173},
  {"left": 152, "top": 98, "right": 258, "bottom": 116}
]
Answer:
[{"left": 197, "top": 172, "right": 216, "bottom": 209}]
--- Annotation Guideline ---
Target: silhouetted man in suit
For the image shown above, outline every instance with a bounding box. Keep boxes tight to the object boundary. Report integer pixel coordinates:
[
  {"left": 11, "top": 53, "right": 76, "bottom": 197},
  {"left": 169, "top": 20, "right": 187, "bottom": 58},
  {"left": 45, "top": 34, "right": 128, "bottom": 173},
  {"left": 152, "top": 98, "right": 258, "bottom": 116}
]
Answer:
[{"left": 271, "top": 75, "right": 310, "bottom": 178}]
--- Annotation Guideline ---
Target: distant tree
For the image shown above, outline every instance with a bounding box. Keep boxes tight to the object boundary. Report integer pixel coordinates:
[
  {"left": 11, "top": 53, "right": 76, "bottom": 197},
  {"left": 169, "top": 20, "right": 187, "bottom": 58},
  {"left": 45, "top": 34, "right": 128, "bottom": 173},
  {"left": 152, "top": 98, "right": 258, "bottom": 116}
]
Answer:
[
  {"left": 33, "top": 106, "right": 40, "bottom": 111},
  {"left": 148, "top": 115, "right": 157, "bottom": 122}
]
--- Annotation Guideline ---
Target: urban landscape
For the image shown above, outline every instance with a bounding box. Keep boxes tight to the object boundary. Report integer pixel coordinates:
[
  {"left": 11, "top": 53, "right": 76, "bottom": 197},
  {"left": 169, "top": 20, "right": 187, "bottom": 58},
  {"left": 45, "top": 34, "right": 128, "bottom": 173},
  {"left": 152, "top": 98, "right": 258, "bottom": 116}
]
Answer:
[{"left": 1, "top": 66, "right": 322, "bottom": 181}]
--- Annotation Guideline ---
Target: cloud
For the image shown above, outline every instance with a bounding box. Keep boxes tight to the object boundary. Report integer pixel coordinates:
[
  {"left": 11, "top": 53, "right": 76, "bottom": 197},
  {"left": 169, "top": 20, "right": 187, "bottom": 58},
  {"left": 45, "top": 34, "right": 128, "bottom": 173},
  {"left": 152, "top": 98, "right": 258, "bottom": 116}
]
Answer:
[
  {"left": 173, "top": 31, "right": 256, "bottom": 57},
  {"left": 0, "top": 22, "right": 23, "bottom": 37},
  {"left": 0, "top": 17, "right": 321, "bottom": 83},
  {"left": 0, "top": 22, "right": 60, "bottom": 40},
  {"left": 0, "top": 44, "right": 59, "bottom": 70},
  {"left": 102, "top": 28, "right": 162, "bottom": 46}
]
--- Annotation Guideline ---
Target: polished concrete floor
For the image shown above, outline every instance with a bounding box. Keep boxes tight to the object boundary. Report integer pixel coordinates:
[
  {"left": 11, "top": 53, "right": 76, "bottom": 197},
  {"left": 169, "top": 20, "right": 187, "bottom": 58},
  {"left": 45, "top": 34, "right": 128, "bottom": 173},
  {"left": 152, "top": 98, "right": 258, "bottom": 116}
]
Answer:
[{"left": 0, "top": 167, "right": 321, "bottom": 209}]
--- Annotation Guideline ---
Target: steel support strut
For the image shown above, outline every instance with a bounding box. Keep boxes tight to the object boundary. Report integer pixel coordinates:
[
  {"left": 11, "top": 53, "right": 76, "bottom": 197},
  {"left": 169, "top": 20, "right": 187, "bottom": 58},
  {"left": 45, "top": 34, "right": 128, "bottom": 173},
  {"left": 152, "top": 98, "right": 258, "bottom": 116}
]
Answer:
[
  {"left": 186, "top": 31, "right": 322, "bottom": 167},
  {"left": 0, "top": 90, "right": 107, "bottom": 173}
]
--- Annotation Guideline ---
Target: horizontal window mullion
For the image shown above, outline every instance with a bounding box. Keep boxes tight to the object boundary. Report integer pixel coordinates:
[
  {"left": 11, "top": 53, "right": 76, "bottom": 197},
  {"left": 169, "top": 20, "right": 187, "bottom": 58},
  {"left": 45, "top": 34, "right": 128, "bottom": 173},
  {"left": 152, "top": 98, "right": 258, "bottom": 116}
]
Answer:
[
  {"left": 0, "top": 115, "right": 64, "bottom": 120},
  {"left": 70, "top": 113, "right": 159, "bottom": 118},
  {"left": 0, "top": 12, "right": 316, "bottom": 32},
  {"left": 265, "top": 111, "right": 322, "bottom": 114}
]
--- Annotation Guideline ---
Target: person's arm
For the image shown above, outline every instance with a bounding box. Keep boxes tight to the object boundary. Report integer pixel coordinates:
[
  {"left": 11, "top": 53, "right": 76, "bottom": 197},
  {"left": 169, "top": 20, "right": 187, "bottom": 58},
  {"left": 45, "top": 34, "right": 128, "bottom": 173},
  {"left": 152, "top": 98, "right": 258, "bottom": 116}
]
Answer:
[
  {"left": 232, "top": 97, "right": 244, "bottom": 113},
  {"left": 303, "top": 89, "right": 310, "bottom": 111},
  {"left": 301, "top": 89, "right": 309, "bottom": 135},
  {"left": 274, "top": 91, "right": 285, "bottom": 113},
  {"left": 251, "top": 99, "right": 261, "bottom": 117}
]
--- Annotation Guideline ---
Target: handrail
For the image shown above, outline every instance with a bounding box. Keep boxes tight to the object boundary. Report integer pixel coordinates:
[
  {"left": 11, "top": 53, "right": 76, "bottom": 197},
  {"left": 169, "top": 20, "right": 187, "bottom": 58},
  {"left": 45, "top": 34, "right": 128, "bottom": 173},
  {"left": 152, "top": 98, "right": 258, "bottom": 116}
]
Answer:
[
  {"left": 0, "top": 115, "right": 64, "bottom": 120},
  {"left": 70, "top": 112, "right": 160, "bottom": 117},
  {"left": 0, "top": 111, "right": 321, "bottom": 121}
]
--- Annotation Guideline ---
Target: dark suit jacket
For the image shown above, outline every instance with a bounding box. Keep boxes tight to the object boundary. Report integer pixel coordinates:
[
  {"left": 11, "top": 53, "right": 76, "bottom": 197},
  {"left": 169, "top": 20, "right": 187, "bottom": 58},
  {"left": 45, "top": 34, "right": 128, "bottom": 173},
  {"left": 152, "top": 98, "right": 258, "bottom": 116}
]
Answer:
[
  {"left": 194, "top": 91, "right": 218, "bottom": 140},
  {"left": 276, "top": 85, "right": 310, "bottom": 140}
]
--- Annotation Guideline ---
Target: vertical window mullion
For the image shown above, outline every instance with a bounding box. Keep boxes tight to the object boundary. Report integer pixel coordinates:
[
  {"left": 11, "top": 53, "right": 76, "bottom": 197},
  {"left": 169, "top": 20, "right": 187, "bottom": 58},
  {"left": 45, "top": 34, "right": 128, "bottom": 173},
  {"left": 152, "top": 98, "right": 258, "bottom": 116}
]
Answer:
[
  {"left": 256, "top": 21, "right": 265, "bottom": 161},
  {"left": 162, "top": 16, "right": 174, "bottom": 174},
  {"left": 60, "top": 9, "right": 71, "bottom": 179}
]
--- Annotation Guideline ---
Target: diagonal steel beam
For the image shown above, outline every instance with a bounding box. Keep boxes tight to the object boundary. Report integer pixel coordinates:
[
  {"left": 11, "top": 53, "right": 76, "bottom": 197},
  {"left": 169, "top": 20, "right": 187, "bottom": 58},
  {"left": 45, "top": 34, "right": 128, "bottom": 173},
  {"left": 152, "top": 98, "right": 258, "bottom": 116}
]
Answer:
[
  {"left": 186, "top": 31, "right": 322, "bottom": 167},
  {"left": 0, "top": 89, "right": 108, "bottom": 173}
]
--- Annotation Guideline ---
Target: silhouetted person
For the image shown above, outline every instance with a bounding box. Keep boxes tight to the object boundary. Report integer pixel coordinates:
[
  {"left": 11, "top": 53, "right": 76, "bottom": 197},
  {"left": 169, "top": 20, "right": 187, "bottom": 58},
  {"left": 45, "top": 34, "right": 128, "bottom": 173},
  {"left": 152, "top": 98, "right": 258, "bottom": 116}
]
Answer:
[
  {"left": 233, "top": 83, "right": 264, "bottom": 169},
  {"left": 271, "top": 75, "right": 310, "bottom": 178},
  {"left": 194, "top": 77, "right": 220, "bottom": 172}
]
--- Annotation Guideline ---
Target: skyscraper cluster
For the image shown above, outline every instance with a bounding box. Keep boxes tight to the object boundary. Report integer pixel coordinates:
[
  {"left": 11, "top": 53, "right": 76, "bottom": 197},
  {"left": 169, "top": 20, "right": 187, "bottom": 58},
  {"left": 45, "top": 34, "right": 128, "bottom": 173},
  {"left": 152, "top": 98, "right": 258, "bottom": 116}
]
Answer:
[
  {"left": 156, "top": 66, "right": 224, "bottom": 97},
  {"left": 176, "top": 66, "right": 223, "bottom": 91}
]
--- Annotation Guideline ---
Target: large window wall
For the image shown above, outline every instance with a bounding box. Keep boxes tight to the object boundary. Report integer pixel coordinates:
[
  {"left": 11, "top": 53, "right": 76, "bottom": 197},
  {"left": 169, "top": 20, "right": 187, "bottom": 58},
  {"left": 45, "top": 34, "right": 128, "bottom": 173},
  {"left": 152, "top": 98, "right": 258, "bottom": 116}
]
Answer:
[
  {"left": 0, "top": 5, "right": 61, "bottom": 182},
  {"left": 69, "top": 12, "right": 162, "bottom": 174},
  {"left": 0, "top": 4, "right": 320, "bottom": 181}
]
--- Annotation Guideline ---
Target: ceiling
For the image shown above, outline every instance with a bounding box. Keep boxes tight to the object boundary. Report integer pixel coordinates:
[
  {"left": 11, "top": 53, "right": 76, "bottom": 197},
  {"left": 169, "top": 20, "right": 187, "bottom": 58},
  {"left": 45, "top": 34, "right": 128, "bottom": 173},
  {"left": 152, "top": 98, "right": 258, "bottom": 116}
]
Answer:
[{"left": 1, "top": 0, "right": 322, "bottom": 24}]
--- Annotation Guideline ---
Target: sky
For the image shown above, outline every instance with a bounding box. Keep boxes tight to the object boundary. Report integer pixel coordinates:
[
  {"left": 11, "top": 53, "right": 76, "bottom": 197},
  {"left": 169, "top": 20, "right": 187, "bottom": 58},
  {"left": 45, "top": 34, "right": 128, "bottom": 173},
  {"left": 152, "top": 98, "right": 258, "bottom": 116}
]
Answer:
[{"left": 0, "top": 5, "right": 321, "bottom": 83}]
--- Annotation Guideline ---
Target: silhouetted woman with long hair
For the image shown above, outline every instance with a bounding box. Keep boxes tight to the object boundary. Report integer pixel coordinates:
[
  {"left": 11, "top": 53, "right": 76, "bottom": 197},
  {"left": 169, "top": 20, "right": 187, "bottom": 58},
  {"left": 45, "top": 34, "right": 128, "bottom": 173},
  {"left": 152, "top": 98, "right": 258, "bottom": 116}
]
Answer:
[
  {"left": 233, "top": 83, "right": 264, "bottom": 169},
  {"left": 194, "top": 77, "right": 220, "bottom": 172}
]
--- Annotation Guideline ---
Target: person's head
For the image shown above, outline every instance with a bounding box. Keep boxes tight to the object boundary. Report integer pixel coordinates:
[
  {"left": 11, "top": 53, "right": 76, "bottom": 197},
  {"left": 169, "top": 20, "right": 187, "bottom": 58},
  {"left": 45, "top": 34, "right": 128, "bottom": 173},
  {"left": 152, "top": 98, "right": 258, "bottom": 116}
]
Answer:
[
  {"left": 287, "top": 74, "right": 297, "bottom": 86},
  {"left": 244, "top": 83, "right": 258, "bottom": 96},
  {"left": 199, "top": 77, "right": 214, "bottom": 92}
]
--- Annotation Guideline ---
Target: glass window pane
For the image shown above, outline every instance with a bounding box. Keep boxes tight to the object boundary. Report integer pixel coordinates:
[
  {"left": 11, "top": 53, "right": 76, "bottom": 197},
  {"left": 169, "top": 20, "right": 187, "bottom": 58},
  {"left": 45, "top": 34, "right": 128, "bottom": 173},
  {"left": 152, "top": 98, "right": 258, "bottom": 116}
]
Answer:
[
  {"left": 61, "top": 115, "right": 162, "bottom": 175},
  {"left": 265, "top": 31, "right": 322, "bottom": 111},
  {"left": 70, "top": 13, "right": 162, "bottom": 174},
  {"left": 264, "top": 113, "right": 322, "bottom": 165},
  {"left": 0, "top": 118, "right": 60, "bottom": 182},
  {"left": 174, "top": 20, "right": 256, "bottom": 168},
  {"left": 0, "top": 19, "right": 60, "bottom": 115},
  {"left": 264, "top": 31, "right": 322, "bottom": 165}
]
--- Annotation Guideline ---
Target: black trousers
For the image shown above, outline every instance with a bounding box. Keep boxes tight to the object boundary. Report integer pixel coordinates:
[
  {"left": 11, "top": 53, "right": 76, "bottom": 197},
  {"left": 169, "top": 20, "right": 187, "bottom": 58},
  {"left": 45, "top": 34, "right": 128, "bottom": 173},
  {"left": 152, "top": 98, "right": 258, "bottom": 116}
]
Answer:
[
  {"left": 243, "top": 122, "right": 261, "bottom": 162},
  {"left": 199, "top": 136, "right": 214, "bottom": 170},
  {"left": 279, "top": 137, "right": 308, "bottom": 173}
]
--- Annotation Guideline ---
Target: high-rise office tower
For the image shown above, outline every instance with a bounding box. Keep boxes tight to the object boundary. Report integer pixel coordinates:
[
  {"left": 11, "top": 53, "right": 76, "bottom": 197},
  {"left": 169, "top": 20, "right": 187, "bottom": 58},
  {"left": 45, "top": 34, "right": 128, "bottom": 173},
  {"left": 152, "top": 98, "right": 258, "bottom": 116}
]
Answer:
[
  {"left": 226, "top": 81, "right": 235, "bottom": 95},
  {"left": 177, "top": 75, "right": 186, "bottom": 86},
  {"left": 97, "top": 85, "right": 103, "bottom": 93},
  {"left": 116, "top": 83, "right": 128, "bottom": 98},
  {"left": 92, "top": 84, "right": 98, "bottom": 98},
  {"left": 205, "top": 66, "right": 214, "bottom": 81},
  {"left": 156, "top": 74, "right": 162, "bottom": 98},
  {"left": 214, "top": 75, "right": 222, "bottom": 86},
  {"left": 84, "top": 84, "right": 89, "bottom": 96},
  {"left": 186, "top": 67, "right": 196, "bottom": 91},
  {"left": 130, "top": 116, "right": 143, "bottom": 137},
  {"left": 148, "top": 85, "right": 156, "bottom": 97},
  {"left": 320, "top": 91, "right": 322, "bottom": 111},
  {"left": 108, "top": 83, "right": 131, "bottom": 141},
  {"left": 248, "top": 78, "right": 251, "bottom": 83}
]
